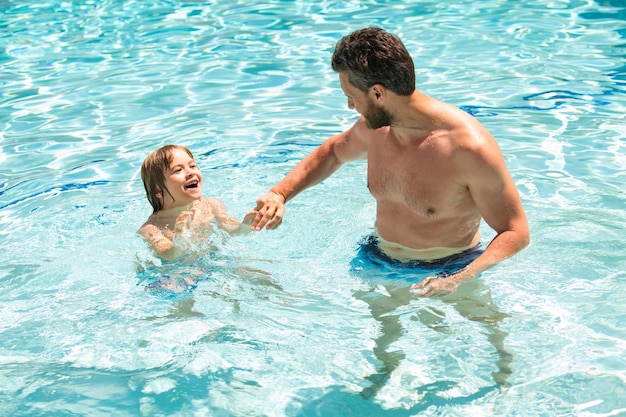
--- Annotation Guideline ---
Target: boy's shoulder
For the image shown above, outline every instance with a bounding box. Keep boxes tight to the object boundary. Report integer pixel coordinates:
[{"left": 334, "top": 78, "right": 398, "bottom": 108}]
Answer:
[
  {"left": 137, "top": 219, "right": 160, "bottom": 238},
  {"left": 140, "top": 210, "right": 174, "bottom": 231},
  {"left": 198, "top": 197, "right": 226, "bottom": 208}
]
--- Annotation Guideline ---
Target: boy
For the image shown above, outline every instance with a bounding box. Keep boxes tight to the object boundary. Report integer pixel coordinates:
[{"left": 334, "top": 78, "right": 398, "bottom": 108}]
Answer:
[{"left": 139, "top": 144, "right": 256, "bottom": 261}]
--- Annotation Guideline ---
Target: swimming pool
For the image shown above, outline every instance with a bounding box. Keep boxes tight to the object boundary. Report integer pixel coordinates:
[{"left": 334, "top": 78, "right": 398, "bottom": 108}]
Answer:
[{"left": 1, "top": 0, "right": 625, "bottom": 415}]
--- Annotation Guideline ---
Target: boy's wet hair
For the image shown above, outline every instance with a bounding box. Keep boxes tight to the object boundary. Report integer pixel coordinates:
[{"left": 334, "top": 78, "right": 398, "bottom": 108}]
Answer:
[
  {"left": 331, "top": 27, "right": 415, "bottom": 96},
  {"left": 141, "top": 144, "right": 194, "bottom": 213}
]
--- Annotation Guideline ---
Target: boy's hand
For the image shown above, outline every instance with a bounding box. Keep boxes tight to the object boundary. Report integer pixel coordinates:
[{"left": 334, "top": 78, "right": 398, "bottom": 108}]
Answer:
[
  {"left": 175, "top": 210, "right": 194, "bottom": 234},
  {"left": 242, "top": 210, "right": 259, "bottom": 227}
]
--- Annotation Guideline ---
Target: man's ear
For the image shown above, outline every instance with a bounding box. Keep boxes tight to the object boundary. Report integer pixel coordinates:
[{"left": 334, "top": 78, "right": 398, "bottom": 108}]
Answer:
[{"left": 370, "top": 84, "right": 385, "bottom": 102}]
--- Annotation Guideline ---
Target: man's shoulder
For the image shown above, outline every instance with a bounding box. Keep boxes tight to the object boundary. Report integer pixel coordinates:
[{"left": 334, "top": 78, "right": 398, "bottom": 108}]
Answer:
[
  {"left": 331, "top": 117, "right": 375, "bottom": 161},
  {"left": 447, "top": 121, "right": 509, "bottom": 176},
  {"left": 446, "top": 115, "right": 496, "bottom": 148},
  {"left": 351, "top": 117, "right": 389, "bottom": 143}
]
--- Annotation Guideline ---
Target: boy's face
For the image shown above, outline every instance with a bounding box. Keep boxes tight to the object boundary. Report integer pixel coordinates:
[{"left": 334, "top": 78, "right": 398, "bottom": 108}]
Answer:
[{"left": 161, "top": 148, "right": 203, "bottom": 209}]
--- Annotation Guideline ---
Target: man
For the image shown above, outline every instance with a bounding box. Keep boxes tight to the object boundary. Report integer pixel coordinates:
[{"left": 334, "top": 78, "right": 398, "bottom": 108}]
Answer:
[{"left": 251, "top": 27, "right": 529, "bottom": 297}]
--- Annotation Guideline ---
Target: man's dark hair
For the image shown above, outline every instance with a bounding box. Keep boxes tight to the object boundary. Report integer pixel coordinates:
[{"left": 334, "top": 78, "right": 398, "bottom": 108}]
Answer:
[{"left": 331, "top": 27, "right": 415, "bottom": 96}]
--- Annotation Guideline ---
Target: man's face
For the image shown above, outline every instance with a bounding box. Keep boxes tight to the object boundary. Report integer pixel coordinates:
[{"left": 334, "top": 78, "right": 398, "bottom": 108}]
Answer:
[{"left": 339, "top": 72, "right": 394, "bottom": 130}]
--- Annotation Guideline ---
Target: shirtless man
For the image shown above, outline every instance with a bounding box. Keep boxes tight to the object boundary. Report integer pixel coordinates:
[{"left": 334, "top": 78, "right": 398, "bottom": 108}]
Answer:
[{"left": 251, "top": 27, "right": 529, "bottom": 296}]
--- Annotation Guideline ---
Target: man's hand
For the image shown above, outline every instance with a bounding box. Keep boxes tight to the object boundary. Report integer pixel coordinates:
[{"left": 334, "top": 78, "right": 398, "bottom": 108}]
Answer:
[
  {"left": 412, "top": 275, "right": 460, "bottom": 297},
  {"left": 251, "top": 191, "right": 286, "bottom": 231}
]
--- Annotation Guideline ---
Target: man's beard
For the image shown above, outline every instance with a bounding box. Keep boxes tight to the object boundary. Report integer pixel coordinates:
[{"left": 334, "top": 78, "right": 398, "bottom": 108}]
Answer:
[{"left": 364, "top": 103, "right": 394, "bottom": 130}]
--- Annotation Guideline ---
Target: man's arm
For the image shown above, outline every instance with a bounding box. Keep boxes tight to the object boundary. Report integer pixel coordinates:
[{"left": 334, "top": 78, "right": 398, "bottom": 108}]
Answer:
[
  {"left": 415, "top": 132, "right": 530, "bottom": 296},
  {"left": 252, "top": 119, "right": 369, "bottom": 230}
]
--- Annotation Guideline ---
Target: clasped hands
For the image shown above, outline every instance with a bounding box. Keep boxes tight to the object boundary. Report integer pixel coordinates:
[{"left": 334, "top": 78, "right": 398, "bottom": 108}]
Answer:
[{"left": 251, "top": 190, "right": 285, "bottom": 231}]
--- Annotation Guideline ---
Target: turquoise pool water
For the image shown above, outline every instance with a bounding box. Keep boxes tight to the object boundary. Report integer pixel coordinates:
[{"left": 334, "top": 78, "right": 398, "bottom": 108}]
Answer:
[{"left": 1, "top": 0, "right": 625, "bottom": 416}]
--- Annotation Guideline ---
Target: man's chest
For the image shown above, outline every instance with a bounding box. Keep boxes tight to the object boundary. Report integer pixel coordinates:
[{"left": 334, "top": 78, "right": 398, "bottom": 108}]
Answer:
[{"left": 366, "top": 146, "right": 466, "bottom": 218}]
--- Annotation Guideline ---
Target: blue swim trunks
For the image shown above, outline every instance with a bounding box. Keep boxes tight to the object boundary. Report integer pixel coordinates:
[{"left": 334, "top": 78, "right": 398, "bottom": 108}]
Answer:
[{"left": 350, "top": 235, "right": 483, "bottom": 284}]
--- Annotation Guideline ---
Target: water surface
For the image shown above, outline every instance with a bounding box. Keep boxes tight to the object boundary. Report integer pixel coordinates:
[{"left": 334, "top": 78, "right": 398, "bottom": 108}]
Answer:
[{"left": 1, "top": 1, "right": 625, "bottom": 416}]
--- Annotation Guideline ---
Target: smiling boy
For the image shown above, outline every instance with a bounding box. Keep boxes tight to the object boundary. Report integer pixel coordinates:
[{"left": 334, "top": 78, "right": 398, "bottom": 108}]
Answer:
[{"left": 139, "top": 144, "right": 255, "bottom": 260}]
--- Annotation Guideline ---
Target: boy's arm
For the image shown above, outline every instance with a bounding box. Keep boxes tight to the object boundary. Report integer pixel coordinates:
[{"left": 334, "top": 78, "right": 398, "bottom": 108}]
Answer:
[
  {"left": 210, "top": 199, "right": 256, "bottom": 235},
  {"left": 138, "top": 212, "right": 193, "bottom": 260},
  {"left": 139, "top": 224, "right": 184, "bottom": 260}
]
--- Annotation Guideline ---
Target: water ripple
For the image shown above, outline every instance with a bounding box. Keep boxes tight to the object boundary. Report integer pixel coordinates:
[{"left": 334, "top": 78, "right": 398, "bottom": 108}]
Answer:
[{"left": 1, "top": 0, "right": 625, "bottom": 416}]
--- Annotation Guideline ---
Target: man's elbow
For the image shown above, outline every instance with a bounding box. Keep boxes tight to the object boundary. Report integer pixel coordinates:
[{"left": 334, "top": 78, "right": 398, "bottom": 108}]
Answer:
[{"left": 517, "top": 229, "right": 530, "bottom": 252}]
